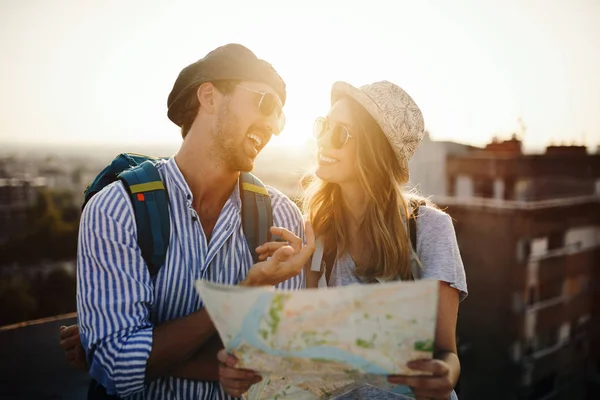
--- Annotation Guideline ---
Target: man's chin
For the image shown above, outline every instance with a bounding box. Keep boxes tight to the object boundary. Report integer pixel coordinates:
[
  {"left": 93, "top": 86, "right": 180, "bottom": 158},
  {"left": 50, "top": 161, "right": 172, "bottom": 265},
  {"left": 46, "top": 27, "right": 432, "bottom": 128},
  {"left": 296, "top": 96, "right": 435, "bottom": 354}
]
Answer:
[
  {"left": 232, "top": 158, "right": 254, "bottom": 173},
  {"left": 228, "top": 149, "right": 256, "bottom": 173}
]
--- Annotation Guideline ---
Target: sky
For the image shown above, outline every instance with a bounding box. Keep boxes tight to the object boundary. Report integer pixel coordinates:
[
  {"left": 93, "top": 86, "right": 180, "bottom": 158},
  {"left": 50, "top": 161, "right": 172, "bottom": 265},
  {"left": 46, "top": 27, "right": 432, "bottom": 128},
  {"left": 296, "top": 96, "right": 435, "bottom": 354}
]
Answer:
[{"left": 1, "top": 0, "right": 599, "bottom": 153}]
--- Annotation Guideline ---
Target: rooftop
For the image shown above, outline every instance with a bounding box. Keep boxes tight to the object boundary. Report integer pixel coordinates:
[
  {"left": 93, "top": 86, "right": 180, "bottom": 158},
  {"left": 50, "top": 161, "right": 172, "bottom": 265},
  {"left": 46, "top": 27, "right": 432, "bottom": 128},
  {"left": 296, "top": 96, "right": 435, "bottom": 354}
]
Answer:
[
  {"left": 435, "top": 194, "right": 600, "bottom": 211},
  {"left": 0, "top": 313, "right": 89, "bottom": 400}
]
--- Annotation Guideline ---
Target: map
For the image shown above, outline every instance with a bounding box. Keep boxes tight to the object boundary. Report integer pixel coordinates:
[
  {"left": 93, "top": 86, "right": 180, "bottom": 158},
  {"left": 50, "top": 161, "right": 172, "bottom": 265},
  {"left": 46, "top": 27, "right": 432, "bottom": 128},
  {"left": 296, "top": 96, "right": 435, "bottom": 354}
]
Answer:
[{"left": 195, "top": 280, "right": 439, "bottom": 399}]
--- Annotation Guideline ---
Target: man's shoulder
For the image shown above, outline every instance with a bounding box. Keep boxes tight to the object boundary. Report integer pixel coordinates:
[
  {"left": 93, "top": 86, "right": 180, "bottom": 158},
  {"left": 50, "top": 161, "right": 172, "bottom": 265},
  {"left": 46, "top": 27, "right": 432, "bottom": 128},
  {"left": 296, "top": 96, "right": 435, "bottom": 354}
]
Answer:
[
  {"left": 266, "top": 185, "right": 300, "bottom": 208},
  {"left": 82, "top": 180, "right": 133, "bottom": 222},
  {"left": 266, "top": 185, "right": 303, "bottom": 222},
  {"left": 265, "top": 184, "right": 290, "bottom": 201}
]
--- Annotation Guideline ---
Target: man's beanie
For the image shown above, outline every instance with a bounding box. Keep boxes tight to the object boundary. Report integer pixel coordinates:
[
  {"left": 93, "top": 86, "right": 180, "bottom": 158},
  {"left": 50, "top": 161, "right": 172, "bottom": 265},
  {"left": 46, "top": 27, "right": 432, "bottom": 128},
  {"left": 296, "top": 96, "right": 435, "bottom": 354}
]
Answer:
[{"left": 167, "top": 43, "right": 286, "bottom": 127}]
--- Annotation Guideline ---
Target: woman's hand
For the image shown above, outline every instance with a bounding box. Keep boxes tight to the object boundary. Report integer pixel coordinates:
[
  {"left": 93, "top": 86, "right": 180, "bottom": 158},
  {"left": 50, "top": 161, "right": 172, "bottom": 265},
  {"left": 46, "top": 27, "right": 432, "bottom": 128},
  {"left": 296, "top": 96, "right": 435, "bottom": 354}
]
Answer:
[
  {"left": 389, "top": 282, "right": 461, "bottom": 399},
  {"left": 242, "top": 221, "right": 315, "bottom": 286},
  {"left": 387, "top": 358, "right": 457, "bottom": 400},
  {"left": 217, "top": 349, "right": 262, "bottom": 398}
]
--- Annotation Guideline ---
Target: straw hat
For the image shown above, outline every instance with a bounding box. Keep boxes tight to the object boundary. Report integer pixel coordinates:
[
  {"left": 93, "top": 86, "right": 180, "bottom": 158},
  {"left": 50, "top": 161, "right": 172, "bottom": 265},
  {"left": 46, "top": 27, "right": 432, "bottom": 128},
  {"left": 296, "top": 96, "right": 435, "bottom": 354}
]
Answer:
[{"left": 331, "top": 81, "right": 425, "bottom": 182}]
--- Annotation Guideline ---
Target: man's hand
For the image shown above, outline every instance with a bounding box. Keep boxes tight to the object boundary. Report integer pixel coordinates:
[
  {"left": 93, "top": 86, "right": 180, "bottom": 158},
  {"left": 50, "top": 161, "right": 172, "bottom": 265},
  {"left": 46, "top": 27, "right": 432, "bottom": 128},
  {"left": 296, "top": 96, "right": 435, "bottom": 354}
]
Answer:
[
  {"left": 59, "top": 325, "right": 89, "bottom": 371},
  {"left": 242, "top": 220, "right": 315, "bottom": 286},
  {"left": 217, "top": 349, "right": 262, "bottom": 398}
]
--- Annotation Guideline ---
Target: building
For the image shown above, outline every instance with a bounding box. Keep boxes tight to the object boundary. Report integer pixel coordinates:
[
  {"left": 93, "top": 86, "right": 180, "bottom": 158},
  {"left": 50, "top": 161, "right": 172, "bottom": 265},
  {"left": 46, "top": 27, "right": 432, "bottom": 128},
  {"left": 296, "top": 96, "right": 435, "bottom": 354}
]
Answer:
[
  {"left": 437, "top": 138, "right": 600, "bottom": 399},
  {"left": 407, "top": 131, "right": 479, "bottom": 198},
  {"left": 0, "top": 175, "right": 46, "bottom": 246}
]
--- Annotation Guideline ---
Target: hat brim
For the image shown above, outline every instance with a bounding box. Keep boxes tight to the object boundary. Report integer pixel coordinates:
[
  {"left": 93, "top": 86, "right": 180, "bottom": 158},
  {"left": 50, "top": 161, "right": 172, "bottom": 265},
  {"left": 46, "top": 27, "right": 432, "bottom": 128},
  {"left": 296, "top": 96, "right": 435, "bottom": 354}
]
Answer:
[{"left": 330, "top": 81, "right": 410, "bottom": 177}]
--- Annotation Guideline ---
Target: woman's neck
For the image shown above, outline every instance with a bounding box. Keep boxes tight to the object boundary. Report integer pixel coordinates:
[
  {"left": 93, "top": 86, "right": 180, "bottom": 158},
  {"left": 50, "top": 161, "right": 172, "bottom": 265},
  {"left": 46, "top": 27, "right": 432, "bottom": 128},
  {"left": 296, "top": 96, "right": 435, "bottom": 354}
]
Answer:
[{"left": 339, "top": 181, "right": 368, "bottom": 233}]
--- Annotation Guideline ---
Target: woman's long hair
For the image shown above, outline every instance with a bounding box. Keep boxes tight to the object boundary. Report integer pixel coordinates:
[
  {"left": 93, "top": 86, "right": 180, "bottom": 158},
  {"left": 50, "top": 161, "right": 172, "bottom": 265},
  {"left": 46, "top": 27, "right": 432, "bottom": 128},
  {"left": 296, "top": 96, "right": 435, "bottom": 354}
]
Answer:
[{"left": 303, "top": 97, "right": 423, "bottom": 281}]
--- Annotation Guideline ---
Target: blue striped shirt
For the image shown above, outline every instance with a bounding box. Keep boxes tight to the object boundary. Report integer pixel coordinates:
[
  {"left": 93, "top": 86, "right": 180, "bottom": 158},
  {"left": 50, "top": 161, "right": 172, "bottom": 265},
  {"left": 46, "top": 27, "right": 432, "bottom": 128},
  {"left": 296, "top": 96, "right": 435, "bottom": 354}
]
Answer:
[{"left": 76, "top": 157, "right": 305, "bottom": 399}]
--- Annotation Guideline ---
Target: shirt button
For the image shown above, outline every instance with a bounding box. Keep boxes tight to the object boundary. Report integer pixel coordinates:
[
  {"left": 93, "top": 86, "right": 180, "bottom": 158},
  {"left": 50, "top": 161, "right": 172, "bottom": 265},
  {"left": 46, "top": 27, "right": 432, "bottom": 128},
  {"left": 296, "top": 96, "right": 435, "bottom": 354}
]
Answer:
[
  {"left": 226, "top": 223, "right": 231, "bottom": 230},
  {"left": 187, "top": 194, "right": 191, "bottom": 200},
  {"left": 192, "top": 216, "right": 197, "bottom": 222}
]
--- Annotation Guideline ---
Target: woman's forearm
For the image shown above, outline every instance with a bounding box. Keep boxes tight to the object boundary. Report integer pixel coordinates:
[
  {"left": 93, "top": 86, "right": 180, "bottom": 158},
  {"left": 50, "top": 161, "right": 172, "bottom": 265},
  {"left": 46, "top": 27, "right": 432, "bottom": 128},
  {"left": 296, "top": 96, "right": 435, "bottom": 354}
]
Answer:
[{"left": 435, "top": 350, "right": 461, "bottom": 385}]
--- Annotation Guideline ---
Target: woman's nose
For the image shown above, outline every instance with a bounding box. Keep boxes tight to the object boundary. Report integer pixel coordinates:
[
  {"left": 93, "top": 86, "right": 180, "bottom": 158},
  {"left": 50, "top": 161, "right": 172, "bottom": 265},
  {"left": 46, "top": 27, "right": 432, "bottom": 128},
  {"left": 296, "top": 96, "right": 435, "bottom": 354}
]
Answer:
[{"left": 317, "top": 128, "right": 333, "bottom": 149}]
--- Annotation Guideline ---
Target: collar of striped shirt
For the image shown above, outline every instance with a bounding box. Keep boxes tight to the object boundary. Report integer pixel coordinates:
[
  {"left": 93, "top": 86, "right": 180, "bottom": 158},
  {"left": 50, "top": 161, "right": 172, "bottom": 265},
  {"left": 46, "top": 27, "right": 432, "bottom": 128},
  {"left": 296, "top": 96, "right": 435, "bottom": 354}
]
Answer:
[{"left": 162, "top": 156, "right": 243, "bottom": 210}]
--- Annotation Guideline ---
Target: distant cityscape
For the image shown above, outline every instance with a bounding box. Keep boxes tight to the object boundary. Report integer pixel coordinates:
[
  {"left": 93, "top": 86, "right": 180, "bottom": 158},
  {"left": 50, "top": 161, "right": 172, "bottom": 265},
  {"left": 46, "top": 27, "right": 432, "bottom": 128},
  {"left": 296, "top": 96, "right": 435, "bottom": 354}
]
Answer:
[{"left": 1, "top": 134, "right": 599, "bottom": 399}]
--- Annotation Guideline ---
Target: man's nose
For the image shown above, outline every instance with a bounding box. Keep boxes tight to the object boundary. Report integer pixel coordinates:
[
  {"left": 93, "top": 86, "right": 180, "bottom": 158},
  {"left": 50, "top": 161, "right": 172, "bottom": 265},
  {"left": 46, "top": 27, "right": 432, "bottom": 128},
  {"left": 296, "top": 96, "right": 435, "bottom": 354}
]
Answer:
[{"left": 265, "top": 111, "right": 284, "bottom": 136}]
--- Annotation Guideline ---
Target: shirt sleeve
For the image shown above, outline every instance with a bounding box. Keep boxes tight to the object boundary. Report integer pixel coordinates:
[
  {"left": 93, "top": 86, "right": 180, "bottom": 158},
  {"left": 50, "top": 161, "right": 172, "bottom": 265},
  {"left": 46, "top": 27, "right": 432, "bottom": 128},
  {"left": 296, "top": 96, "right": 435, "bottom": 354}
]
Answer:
[
  {"left": 416, "top": 206, "right": 468, "bottom": 301},
  {"left": 76, "top": 182, "right": 154, "bottom": 396},
  {"left": 268, "top": 186, "right": 306, "bottom": 290}
]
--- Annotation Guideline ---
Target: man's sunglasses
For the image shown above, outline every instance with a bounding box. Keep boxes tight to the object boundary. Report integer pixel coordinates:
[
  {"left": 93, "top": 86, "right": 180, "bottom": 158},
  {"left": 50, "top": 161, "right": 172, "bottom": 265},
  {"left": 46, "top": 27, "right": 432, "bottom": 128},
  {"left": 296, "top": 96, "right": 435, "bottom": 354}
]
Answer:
[
  {"left": 236, "top": 85, "right": 285, "bottom": 134},
  {"left": 313, "top": 116, "right": 354, "bottom": 149}
]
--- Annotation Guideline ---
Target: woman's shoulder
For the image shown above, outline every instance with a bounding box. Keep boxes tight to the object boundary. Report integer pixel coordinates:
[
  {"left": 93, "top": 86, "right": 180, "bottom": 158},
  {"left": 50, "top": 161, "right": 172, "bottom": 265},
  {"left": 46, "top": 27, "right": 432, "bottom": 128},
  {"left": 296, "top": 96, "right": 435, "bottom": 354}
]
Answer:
[
  {"left": 415, "top": 203, "right": 450, "bottom": 219},
  {"left": 411, "top": 202, "right": 468, "bottom": 301},
  {"left": 413, "top": 203, "right": 455, "bottom": 237}
]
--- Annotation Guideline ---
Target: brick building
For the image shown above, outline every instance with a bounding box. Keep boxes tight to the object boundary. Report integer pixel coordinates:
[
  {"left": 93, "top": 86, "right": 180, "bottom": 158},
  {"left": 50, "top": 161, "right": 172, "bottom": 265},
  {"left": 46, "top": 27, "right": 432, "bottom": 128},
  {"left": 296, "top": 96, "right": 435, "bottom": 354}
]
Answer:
[{"left": 438, "top": 138, "right": 600, "bottom": 399}]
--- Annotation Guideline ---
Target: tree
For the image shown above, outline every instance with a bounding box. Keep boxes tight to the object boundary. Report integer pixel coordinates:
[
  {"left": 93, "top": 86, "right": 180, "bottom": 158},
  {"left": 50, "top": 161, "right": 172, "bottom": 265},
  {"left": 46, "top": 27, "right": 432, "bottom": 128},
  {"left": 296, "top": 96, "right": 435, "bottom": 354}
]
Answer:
[
  {"left": 31, "top": 268, "right": 76, "bottom": 318},
  {"left": 0, "top": 277, "right": 37, "bottom": 325},
  {"left": 0, "top": 189, "right": 80, "bottom": 264}
]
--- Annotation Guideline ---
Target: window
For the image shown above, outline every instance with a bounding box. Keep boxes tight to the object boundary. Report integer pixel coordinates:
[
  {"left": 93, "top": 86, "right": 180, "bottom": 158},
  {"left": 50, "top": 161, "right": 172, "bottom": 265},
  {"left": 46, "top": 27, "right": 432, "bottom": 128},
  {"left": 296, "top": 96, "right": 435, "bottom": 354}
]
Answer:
[
  {"left": 473, "top": 178, "right": 494, "bottom": 198},
  {"left": 531, "top": 373, "right": 556, "bottom": 399},
  {"left": 559, "top": 323, "right": 570, "bottom": 344},
  {"left": 527, "top": 286, "right": 536, "bottom": 306},
  {"left": 493, "top": 179, "right": 505, "bottom": 200},
  {"left": 547, "top": 232, "right": 564, "bottom": 251},
  {"left": 536, "top": 329, "right": 559, "bottom": 351},
  {"left": 511, "top": 341, "right": 522, "bottom": 362},
  {"left": 565, "top": 226, "right": 598, "bottom": 250},
  {"left": 524, "top": 340, "right": 534, "bottom": 356},
  {"left": 517, "top": 239, "right": 532, "bottom": 263},
  {"left": 539, "top": 280, "right": 563, "bottom": 302},
  {"left": 578, "top": 314, "right": 590, "bottom": 327},
  {"left": 512, "top": 292, "right": 524, "bottom": 313},
  {"left": 530, "top": 237, "right": 548, "bottom": 258},
  {"left": 579, "top": 276, "right": 590, "bottom": 295},
  {"left": 456, "top": 175, "right": 474, "bottom": 198}
]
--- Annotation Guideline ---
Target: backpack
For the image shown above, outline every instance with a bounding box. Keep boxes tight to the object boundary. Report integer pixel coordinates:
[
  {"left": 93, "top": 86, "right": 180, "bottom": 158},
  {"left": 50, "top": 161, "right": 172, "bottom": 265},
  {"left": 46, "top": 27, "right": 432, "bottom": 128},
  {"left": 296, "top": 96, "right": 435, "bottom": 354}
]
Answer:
[
  {"left": 83, "top": 153, "right": 274, "bottom": 278},
  {"left": 83, "top": 153, "right": 275, "bottom": 399}
]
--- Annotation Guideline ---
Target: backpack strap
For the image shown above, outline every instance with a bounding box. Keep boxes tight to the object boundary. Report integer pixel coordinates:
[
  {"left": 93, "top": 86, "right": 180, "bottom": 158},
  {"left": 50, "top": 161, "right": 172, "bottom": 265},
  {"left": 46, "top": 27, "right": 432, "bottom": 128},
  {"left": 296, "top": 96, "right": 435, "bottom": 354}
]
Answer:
[
  {"left": 240, "top": 172, "right": 273, "bottom": 263},
  {"left": 323, "top": 246, "right": 337, "bottom": 285},
  {"left": 408, "top": 200, "right": 425, "bottom": 280},
  {"left": 118, "top": 160, "right": 170, "bottom": 278},
  {"left": 409, "top": 202, "right": 420, "bottom": 254}
]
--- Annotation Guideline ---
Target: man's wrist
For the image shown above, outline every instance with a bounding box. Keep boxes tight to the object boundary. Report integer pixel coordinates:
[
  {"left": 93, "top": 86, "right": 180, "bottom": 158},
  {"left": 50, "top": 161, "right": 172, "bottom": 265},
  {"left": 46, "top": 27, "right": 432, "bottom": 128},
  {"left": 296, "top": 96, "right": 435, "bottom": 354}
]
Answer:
[{"left": 240, "top": 268, "right": 264, "bottom": 286}]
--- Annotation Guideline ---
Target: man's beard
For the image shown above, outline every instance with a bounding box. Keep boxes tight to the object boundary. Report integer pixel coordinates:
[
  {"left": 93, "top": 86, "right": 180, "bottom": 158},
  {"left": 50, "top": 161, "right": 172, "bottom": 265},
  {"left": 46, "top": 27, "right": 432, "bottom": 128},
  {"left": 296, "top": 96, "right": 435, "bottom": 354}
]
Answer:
[{"left": 211, "top": 100, "right": 254, "bottom": 172}]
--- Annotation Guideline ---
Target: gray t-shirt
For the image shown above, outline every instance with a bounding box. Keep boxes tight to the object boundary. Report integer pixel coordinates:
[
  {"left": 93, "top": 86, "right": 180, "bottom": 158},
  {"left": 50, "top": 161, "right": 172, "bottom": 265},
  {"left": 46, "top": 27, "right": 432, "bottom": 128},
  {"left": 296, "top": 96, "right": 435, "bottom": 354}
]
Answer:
[
  {"left": 329, "top": 205, "right": 467, "bottom": 399},
  {"left": 329, "top": 205, "right": 468, "bottom": 300}
]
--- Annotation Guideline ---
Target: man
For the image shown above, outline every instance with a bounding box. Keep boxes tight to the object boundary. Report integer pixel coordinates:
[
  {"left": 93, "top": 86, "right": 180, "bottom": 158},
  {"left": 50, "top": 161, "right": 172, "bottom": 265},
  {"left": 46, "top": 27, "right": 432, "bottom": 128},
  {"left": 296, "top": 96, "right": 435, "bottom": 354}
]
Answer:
[{"left": 61, "top": 43, "right": 315, "bottom": 399}]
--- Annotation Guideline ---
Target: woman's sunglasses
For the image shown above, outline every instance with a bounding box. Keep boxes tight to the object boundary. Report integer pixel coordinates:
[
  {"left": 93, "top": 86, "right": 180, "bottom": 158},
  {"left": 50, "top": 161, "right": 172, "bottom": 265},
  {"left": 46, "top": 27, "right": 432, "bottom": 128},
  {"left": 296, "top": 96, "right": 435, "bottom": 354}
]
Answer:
[
  {"left": 236, "top": 85, "right": 285, "bottom": 134},
  {"left": 313, "top": 116, "right": 354, "bottom": 149}
]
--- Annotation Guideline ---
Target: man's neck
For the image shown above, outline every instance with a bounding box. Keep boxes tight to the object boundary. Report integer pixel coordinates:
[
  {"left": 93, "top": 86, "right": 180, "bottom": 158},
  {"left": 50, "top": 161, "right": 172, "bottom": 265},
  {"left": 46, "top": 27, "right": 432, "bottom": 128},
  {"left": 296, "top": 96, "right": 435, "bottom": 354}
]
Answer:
[{"left": 175, "top": 139, "right": 238, "bottom": 217}]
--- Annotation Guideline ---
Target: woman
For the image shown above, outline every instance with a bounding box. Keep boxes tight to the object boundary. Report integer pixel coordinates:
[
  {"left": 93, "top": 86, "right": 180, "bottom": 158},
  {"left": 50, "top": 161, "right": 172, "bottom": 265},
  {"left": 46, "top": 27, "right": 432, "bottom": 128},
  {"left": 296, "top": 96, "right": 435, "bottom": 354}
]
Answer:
[{"left": 218, "top": 81, "right": 468, "bottom": 399}]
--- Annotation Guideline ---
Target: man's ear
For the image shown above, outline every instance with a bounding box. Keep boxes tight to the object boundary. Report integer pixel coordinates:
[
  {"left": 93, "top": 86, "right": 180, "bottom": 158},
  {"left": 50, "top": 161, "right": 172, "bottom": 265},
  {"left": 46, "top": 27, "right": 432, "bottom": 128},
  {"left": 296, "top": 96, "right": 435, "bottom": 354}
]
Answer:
[{"left": 196, "top": 82, "right": 217, "bottom": 115}]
